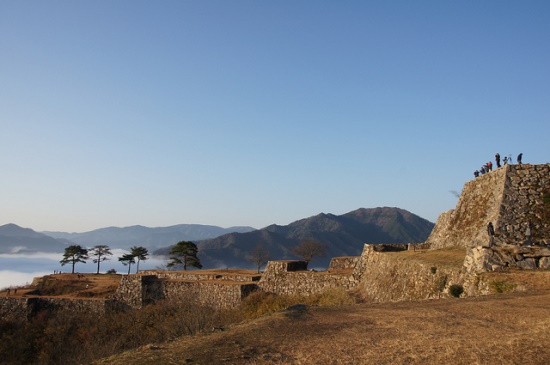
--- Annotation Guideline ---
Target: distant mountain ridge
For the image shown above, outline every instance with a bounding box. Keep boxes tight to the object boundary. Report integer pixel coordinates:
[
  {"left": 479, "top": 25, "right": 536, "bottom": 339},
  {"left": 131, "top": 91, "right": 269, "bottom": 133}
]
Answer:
[
  {"left": 0, "top": 224, "right": 70, "bottom": 254},
  {"left": 156, "top": 207, "right": 435, "bottom": 269},
  {"left": 43, "top": 224, "right": 257, "bottom": 250},
  {"left": 0, "top": 224, "right": 256, "bottom": 254}
]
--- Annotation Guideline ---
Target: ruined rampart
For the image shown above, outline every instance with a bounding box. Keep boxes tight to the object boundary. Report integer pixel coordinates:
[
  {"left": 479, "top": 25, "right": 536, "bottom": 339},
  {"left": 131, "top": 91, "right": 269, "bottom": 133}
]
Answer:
[
  {"left": 139, "top": 270, "right": 261, "bottom": 282},
  {"left": 0, "top": 297, "right": 116, "bottom": 322},
  {"left": 353, "top": 244, "right": 463, "bottom": 302},
  {"left": 113, "top": 274, "right": 257, "bottom": 309},
  {"left": 427, "top": 164, "right": 550, "bottom": 249},
  {"left": 257, "top": 260, "right": 357, "bottom": 296}
]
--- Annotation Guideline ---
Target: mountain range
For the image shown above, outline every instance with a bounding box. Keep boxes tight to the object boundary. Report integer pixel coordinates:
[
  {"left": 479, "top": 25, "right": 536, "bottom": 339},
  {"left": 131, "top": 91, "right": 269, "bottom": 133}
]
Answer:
[
  {"left": 1, "top": 207, "right": 434, "bottom": 269},
  {"left": 155, "top": 207, "right": 435, "bottom": 269},
  {"left": 43, "top": 224, "right": 256, "bottom": 251},
  {"left": 0, "top": 224, "right": 72, "bottom": 254},
  {"left": 0, "top": 224, "right": 255, "bottom": 254}
]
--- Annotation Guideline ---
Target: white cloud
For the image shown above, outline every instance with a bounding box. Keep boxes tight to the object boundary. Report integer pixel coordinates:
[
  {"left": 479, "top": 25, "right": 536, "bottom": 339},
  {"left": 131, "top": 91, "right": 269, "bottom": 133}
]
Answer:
[
  {"left": 0, "top": 251, "right": 63, "bottom": 261},
  {"left": 0, "top": 270, "right": 50, "bottom": 290}
]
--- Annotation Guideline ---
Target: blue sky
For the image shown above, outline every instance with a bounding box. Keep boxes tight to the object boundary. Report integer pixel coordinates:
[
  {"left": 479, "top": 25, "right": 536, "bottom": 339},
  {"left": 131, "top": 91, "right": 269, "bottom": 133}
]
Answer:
[{"left": 1, "top": 1, "right": 549, "bottom": 232}]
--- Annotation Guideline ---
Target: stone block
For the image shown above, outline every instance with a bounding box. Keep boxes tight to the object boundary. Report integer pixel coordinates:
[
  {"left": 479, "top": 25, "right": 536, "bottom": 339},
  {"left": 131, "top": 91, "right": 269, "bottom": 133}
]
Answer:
[{"left": 517, "top": 258, "right": 537, "bottom": 270}]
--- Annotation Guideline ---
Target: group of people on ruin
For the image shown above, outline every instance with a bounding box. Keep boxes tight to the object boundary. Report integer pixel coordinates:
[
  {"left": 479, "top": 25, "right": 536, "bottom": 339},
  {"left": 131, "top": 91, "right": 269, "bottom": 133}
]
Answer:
[{"left": 474, "top": 152, "right": 523, "bottom": 178}]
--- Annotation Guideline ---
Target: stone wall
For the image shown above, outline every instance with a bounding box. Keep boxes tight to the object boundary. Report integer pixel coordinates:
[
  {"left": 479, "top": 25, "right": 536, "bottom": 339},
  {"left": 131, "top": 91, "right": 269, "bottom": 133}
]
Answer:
[
  {"left": 163, "top": 281, "right": 257, "bottom": 308},
  {"left": 498, "top": 164, "right": 550, "bottom": 243},
  {"left": 354, "top": 244, "right": 463, "bottom": 302},
  {"left": 427, "top": 164, "right": 550, "bottom": 249},
  {"left": 258, "top": 260, "right": 357, "bottom": 296},
  {"left": 0, "top": 297, "right": 32, "bottom": 321},
  {"left": 464, "top": 244, "right": 550, "bottom": 273},
  {"left": 113, "top": 275, "right": 160, "bottom": 309},
  {"left": 328, "top": 256, "right": 360, "bottom": 270},
  {"left": 139, "top": 270, "right": 261, "bottom": 282},
  {"left": 408, "top": 242, "right": 431, "bottom": 251},
  {"left": 113, "top": 274, "right": 258, "bottom": 309},
  {"left": 0, "top": 297, "right": 115, "bottom": 322}
]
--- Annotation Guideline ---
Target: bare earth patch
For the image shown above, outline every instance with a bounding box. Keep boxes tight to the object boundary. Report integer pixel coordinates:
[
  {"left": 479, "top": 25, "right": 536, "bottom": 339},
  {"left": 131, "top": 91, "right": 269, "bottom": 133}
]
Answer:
[{"left": 96, "top": 289, "right": 550, "bottom": 365}]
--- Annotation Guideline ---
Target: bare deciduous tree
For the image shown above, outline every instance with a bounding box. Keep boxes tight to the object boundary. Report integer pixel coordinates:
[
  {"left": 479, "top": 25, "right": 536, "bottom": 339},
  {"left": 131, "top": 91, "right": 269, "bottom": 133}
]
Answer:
[
  {"left": 291, "top": 240, "right": 326, "bottom": 265},
  {"left": 247, "top": 244, "right": 270, "bottom": 273}
]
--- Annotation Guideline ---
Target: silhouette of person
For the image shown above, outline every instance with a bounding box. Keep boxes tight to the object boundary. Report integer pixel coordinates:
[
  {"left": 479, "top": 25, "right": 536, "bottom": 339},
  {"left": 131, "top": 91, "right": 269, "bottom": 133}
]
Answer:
[
  {"left": 517, "top": 153, "right": 523, "bottom": 164},
  {"left": 487, "top": 222, "right": 495, "bottom": 248},
  {"left": 495, "top": 153, "right": 501, "bottom": 168}
]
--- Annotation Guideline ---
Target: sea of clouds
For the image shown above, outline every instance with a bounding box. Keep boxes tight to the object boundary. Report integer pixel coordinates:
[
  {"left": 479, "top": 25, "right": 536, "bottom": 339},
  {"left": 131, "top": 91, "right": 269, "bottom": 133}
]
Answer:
[{"left": 0, "top": 249, "right": 167, "bottom": 289}]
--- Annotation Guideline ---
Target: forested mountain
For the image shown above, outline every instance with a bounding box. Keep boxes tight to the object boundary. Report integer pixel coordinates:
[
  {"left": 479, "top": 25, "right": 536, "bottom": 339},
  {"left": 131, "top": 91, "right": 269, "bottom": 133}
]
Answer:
[{"left": 156, "top": 207, "right": 435, "bottom": 269}]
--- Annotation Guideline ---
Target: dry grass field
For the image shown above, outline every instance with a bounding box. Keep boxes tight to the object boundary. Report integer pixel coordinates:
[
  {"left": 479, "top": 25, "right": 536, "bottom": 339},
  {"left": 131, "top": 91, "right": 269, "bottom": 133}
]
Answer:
[{"left": 96, "top": 271, "right": 550, "bottom": 365}]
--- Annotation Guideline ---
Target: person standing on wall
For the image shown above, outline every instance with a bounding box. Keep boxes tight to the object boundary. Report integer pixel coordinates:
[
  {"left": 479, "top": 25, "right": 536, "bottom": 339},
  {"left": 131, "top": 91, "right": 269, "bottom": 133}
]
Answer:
[
  {"left": 517, "top": 153, "right": 523, "bottom": 164},
  {"left": 487, "top": 222, "right": 495, "bottom": 248},
  {"left": 495, "top": 153, "right": 501, "bottom": 168}
]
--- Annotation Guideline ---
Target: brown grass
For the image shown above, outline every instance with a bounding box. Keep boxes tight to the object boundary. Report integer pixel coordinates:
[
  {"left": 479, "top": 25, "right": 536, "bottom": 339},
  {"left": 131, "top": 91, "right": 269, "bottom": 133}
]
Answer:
[
  {"left": 389, "top": 246, "right": 467, "bottom": 268},
  {"left": 95, "top": 287, "right": 550, "bottom": 365}
]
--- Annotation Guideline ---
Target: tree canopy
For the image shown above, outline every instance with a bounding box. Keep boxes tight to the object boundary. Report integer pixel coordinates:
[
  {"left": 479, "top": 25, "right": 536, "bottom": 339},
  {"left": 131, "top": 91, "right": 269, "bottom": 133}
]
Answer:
[
  {"left": 167, "top": 241, "right": 202, "bottom": 270},
  {"left": 118, "top": 253, "right": 136, "bottom": 275},
  {"left": 89, "top": 245, "right": 112, "bottom": 274},
  {"left": 130, "top": 246, "right": 149, "bottom": 273},
  {"left": 60, "top": 245, "right": 89, "bottom": 274}
]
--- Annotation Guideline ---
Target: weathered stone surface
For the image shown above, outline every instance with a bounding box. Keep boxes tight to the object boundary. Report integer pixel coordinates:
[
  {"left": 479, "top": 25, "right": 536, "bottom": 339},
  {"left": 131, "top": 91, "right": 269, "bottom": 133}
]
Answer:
[
  {"left": 0, "top": 297, "right": 114, "bottom": 322},
  {"left": 517, "top": 258, "right": 537, "bottom": 270},
  {"left": 539, "top": 257, "right": 550, "bottom": 269},
  {"left": 257, "top": 260, "right": 356, "bottom": 296},
  {"left": 427, "top": 164, "right": 550, "bottom": 249},
  {"left": 328, "top": 256, "right": 359, "bottom": 270},
  {"left": 463, "top": 244, "right": 550, "bottom": 273},
  {"left": 113, "top": 274, "right": 258, "bottom": 309},
  {"left": 354, "top": 244, "right": 463, "bottom": 302}
]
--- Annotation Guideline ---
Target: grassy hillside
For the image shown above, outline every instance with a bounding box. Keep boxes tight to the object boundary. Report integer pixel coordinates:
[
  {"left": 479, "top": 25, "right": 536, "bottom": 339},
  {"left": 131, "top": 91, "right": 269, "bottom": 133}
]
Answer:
[{"left": 96, "top": 279, "right": 550, "bottom": 365}]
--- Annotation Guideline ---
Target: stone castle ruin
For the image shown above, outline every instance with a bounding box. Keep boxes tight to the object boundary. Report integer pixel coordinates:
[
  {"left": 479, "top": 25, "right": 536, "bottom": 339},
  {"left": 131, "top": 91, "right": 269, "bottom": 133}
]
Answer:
[{"left": 2, "top": 164, "right": 549, "bottom": 319}]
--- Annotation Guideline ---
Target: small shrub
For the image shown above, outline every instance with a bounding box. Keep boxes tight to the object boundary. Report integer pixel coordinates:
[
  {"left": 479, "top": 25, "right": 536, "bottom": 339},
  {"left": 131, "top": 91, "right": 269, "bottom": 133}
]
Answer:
[
  {"left": 430, "top": 266, "right": 437, "bottom": 274},
  {"left": 449, "top": 284, "right": 464, "bottom": 298},
  {"left": 490, "top": 280, "right": 516, "bottom": 293},
  {"left": 106, "top": 269, "right": 117, "bottom": 274}
]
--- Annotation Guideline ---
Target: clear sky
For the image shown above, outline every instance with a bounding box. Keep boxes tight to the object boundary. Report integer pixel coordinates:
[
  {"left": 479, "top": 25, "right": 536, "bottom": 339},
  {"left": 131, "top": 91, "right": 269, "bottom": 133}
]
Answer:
[{"left": 1, "top": 1, "right": 549, "bottom": 233}]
